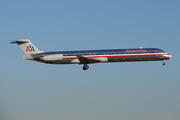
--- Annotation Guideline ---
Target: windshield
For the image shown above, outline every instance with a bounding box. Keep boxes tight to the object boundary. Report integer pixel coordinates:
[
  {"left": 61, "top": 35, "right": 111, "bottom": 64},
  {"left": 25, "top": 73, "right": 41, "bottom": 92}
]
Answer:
[{"left": 160, "top": 50, "right": 165, "bottom": 53}]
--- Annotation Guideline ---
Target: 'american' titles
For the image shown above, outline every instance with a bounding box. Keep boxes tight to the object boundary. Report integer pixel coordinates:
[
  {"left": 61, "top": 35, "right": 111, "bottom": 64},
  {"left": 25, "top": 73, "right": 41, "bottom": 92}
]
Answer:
[{"left": 126, "top": 49, "right": 147, "bottom": 52}]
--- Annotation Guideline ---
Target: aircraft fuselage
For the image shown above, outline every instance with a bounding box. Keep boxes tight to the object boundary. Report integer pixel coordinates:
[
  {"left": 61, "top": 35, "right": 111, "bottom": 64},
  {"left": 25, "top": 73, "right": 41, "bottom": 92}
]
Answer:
[
  {"left": 11, "top": 39, "right": 172, "bottom": 70},
  {"left": 33, "top": 48, "right": 171, "bottom": 65}
]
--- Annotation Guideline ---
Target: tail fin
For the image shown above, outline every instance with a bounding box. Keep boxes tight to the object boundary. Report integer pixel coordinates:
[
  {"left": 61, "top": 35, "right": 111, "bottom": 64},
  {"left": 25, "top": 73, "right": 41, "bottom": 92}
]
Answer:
[{"left": 11, "top": 39, "right": 43, "bottom": 55}]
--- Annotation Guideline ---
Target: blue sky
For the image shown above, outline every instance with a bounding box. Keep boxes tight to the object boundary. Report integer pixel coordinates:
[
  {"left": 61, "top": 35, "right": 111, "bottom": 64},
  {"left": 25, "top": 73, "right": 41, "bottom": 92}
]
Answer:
[{"left": 0, "top": 0, "right": 180, "bottom": 120}]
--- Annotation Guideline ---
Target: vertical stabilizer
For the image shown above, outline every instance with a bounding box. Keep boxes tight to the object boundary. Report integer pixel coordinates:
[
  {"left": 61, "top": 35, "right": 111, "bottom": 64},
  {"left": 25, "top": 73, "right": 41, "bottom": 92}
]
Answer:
[{"left": 11, "top": 39, "right": 43, "bottom": 55}]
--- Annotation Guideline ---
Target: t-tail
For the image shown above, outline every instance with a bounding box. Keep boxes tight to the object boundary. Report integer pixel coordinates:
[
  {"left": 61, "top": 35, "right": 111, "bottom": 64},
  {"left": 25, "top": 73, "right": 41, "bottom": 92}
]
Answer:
[
  {"left": 11, "top": 39, "right": 44, "bottom": 60},
  {"left": 11, "top": 39, "right": 43, "bottom": 54}
]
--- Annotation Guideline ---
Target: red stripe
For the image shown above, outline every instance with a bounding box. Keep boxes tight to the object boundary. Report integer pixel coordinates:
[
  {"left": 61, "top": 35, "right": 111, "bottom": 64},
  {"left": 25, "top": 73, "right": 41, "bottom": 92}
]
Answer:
[{"left": 63, "top": 53, "right": 170, "bottom": 59}]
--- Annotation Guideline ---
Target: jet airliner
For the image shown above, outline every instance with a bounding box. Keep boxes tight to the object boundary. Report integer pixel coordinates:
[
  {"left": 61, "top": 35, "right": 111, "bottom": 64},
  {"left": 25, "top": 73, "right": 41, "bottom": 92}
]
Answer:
[{"left": 11, "top": 39, "right": 172, "bottom": 70}]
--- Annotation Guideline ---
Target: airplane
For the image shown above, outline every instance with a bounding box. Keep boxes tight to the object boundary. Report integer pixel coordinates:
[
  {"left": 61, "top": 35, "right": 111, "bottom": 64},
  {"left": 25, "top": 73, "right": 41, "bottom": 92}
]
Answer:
[{"left": 11, "top": 39, "right": 172, "bottom": 70}]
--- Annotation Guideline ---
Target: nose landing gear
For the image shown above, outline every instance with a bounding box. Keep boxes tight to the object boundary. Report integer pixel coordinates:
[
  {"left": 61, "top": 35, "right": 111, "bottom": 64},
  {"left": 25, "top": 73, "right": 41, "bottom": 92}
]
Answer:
[
  {"left": 163, "top": 60, "right": 166, "bottom": 65},
  {"left": 83, "top": 64, "right": 89, "bottom": 70}
]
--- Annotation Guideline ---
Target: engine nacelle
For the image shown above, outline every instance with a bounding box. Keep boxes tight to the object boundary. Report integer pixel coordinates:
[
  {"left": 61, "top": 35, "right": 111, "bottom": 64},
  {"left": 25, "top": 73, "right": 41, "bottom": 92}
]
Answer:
[{"left": 41, "top": 54, "right": 63, "bottom": 62}]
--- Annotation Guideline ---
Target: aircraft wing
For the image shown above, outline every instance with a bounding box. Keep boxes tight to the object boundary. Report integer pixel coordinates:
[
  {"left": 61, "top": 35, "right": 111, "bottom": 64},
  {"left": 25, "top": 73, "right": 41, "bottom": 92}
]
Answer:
[{"left": 75, "top": 55, "right": 100, "bottom": 64}]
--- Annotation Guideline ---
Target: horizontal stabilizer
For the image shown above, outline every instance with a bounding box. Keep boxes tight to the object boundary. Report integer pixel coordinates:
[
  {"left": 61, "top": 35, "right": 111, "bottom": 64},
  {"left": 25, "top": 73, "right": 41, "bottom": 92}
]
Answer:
[{"left": 10, "top": 40, "right": 29, "bottom": 44}]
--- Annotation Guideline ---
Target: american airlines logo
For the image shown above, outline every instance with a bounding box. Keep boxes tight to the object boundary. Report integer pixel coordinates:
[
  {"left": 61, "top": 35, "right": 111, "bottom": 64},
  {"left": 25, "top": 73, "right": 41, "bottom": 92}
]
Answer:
[{"left": 26, "top": 45, "right": 35, "bottom": 52}]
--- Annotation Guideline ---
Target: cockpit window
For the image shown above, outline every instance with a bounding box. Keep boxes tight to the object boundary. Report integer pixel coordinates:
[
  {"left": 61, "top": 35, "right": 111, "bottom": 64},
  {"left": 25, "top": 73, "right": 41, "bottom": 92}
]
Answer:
[{"left": 160, "top": 50, "right": 165, "bottom": 53}]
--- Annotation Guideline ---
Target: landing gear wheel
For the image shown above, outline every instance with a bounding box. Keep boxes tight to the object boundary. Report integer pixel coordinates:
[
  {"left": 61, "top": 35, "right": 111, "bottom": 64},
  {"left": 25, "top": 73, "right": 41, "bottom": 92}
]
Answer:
[{"left": 83, "top": 65, "right": 89, "bottom": 70}]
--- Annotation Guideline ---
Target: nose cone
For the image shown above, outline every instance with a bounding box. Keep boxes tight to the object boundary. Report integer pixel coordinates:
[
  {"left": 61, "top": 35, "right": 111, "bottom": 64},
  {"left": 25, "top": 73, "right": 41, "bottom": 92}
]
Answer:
[
  {"left": 166, "top": 54, "right": 172, "bottom": 59},
  {"left": 163, "top": 54, "right": 172, "bottom": 60},
  {"left": 169, "top": 55, "right": 172, "bottom": 59}
]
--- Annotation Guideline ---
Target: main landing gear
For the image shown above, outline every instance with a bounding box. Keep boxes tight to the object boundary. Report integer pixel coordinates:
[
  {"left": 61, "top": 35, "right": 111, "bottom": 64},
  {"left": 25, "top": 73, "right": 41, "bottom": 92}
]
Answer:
[
  {"left": 163, "top": 60, "right": 166, "bottom": 65},
  {"left": 83, "top": 64, "right": 89, "bottom": 70}
]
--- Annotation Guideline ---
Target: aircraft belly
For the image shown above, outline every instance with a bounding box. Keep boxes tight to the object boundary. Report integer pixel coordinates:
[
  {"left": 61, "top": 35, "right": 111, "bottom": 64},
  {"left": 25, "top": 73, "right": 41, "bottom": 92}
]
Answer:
[
  {"left": 58, "top": 56, "right": 166, "bottom": 64},
  {"left": 107, "top": 56, "right": 164, "bottom": 62}
]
